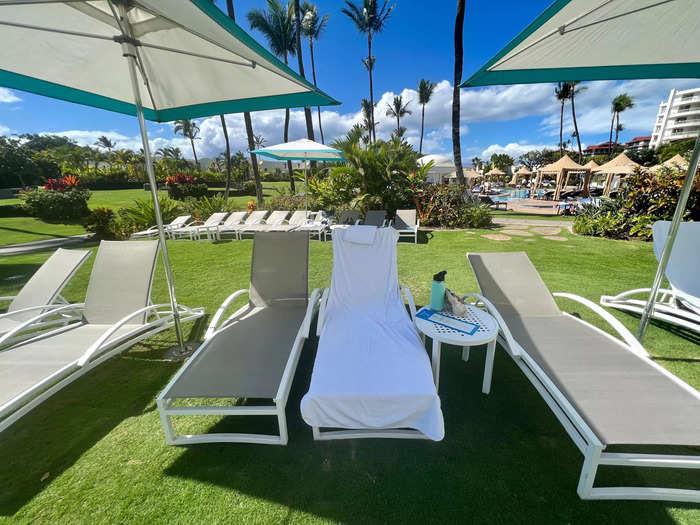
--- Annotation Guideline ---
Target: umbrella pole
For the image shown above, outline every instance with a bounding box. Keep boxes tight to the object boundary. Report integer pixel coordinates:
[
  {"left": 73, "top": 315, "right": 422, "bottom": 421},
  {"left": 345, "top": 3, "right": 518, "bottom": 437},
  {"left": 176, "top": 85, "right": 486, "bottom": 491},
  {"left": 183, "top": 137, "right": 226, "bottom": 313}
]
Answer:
[
  {"left": 124, "top": 53, "right": 186, "bottom": 351},
  {"left": 637, "top": 135, "right": 700, "bottom": 340}
]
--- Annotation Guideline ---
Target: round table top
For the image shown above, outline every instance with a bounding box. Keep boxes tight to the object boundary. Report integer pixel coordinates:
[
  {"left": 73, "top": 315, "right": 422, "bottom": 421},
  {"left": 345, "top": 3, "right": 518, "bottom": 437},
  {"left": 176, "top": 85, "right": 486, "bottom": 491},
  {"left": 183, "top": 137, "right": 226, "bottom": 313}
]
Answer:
[{"left": 415, "top": 305, "right": 499, "bottom": 346}]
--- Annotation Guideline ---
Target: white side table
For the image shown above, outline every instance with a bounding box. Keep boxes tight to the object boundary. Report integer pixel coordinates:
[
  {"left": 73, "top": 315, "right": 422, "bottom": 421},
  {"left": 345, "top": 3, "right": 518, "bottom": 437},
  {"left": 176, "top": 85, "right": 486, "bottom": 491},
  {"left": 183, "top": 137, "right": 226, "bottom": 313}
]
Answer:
[{"left": 415, "top": 305, "right": 500, "bottom": 394}]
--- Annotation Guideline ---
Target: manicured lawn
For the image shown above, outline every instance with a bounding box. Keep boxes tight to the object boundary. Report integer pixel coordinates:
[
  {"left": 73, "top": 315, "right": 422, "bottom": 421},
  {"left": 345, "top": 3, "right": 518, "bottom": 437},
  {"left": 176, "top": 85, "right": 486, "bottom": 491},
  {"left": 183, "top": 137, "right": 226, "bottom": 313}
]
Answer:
[
  {"left": 0, "top": 217, "right": 86, "bottom": 247},
  {"left": 0, "top": 230, "right": 698, "bottom": 524}
]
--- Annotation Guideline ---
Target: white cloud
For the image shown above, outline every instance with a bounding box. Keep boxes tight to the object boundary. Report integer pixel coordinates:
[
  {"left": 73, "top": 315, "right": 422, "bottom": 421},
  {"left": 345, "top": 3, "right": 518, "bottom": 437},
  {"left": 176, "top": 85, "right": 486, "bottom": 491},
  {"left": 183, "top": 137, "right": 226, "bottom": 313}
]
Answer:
[
  {"left": 481, "top": 142, "right": 557, "bottom": 159},
  {"left": 0, "top": 88, "right": 20, "bottom": 104},
  {"left": 42, "top": 129, "right": 191, "bottom": 155},
  {"left": 0, "top": 124, "right": 11, "bottom": 136}
]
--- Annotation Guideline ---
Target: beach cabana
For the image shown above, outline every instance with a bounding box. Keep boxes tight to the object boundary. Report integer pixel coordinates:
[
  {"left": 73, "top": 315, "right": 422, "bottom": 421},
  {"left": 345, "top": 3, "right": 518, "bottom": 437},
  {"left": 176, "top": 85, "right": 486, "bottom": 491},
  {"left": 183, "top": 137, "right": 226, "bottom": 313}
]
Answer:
[
  {"left": 485, "top": 167, "right": 505, "bottom": 184},
  {"left": 650, "top": 154, "right": 690, "bottom": 174},
  {"left": 536, "top": 155, "right": 588, "bottom": 201},
  {"left": 594, "top": 153, "right": 641, "bottom": 196},
  {"left": 581, "top": 160, "right": 600, "bottom": 196},
  {"left": 510, "top": 165, "right": 532, "bottom": 186},
  {"left": 0, "top": 1, "right": 339, "bottom": 350}
]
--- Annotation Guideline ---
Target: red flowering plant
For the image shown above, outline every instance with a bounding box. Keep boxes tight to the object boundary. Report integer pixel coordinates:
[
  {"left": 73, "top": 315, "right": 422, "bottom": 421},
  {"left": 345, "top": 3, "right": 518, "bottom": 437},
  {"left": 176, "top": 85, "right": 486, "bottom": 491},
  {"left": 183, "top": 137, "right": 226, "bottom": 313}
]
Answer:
[
  {"left": 166, "top": 172, "right": 208, "bottom": 200},
  {"left": 23, "top": 174, "right": 90, "bottom": 220},
  {"left": 43, "top": 174, "right": 80, "bottom": 192}
]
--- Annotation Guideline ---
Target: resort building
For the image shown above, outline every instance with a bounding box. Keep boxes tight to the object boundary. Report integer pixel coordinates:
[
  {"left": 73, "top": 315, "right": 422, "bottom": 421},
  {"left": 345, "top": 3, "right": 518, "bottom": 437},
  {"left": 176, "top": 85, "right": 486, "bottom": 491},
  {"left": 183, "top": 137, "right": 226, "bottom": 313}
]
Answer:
[
  {"left": 650, "top": 87, "right": 700, "bottom": 149},
  {"left": 582, "top": 141, "right": 613, "bottom": 157},
  {"left": 624, "top": 135, "right": 651, "bottom": 152}
]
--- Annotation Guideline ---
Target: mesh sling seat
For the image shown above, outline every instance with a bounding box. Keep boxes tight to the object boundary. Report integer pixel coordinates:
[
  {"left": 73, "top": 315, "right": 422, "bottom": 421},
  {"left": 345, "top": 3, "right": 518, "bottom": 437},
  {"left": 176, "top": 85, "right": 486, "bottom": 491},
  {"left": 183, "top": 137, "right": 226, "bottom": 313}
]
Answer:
[
  {"left": 266, "top": 210, "right": 312, "bottom": 232},
  {"left": 391, "top": 209, "right": 420, "bottom": 244},
  {"left": 467, "top": 252, "right": 700, "bottom": 503},
  {"left": 157, "top": 232, "right": 321, "bottom": 445},
  {"left": 170, "top": 212, "right": 228, "bottom": 241},
  {"left": 238, "top": 210, "right": 290, "bottom": 238},
  {"left": 601, "top": 221, "right": 700, "bottom": 334},
  {"left": 301, "top": 226, "right": 444, "bottom": 441},
  {"left": 0, "top": 247, "right": 90, "bottom": 347},
  {"left": 363, "top": 209, "right": 387, "bottom": 227},
  {"left": 130, "top": 214, "right": 191, "bottom": 239},
  {"left": 217, "top": 210, "right": 269, "bottom": 240},
  {"left": 0, "top": 241, "right": 204, "bottom": 433}
]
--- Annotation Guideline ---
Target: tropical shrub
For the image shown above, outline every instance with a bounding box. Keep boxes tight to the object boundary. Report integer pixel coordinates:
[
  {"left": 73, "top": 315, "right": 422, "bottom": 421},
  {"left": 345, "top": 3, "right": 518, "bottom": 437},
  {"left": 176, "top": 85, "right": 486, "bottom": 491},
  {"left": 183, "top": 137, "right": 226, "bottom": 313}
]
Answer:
[
  {"left": 414, "top": 183, "right": 493, "bottom": 228},
  {"left": 20, "top": 181, "right": 91, "bottom": 221},
  {"left": 182, "top": 195, "right": 238, "bottom": 220},
  {"left": 266, "top": 192, "right": 310, "bottom": 212},
  {"left": 166, "top": 173, "right": 208, "bottom": 200},
  {"left": 242, "top": 181, "right": 257, "bottom": 195},
  {"left": 83, "top": 207, "right": 131, "bottom": 240},
  {"left": 118, "top": 196, "right": 183, "bottom": 231}
]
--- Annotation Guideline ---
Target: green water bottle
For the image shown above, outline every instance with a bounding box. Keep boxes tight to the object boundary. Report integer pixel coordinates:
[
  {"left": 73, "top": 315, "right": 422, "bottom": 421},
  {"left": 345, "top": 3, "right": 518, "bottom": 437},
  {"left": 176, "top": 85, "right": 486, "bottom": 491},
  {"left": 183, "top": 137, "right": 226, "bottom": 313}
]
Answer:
[{"left": 430, "top": 271, "right": 447, "bottom": 311}]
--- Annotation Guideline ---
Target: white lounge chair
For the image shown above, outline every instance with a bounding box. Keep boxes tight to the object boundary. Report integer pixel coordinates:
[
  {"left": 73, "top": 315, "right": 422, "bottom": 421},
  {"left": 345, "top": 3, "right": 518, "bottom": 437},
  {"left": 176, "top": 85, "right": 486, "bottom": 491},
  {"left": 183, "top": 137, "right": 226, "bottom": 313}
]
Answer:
[
  {"left": 301, "top": 225, "right": 444, "bottom": 441},
  {"left": 209, "top": 211, "right": 247, "bottom": 241},
  {"left": 218, "top": 210, "right": 269, "bottom": 240},
  {"left": 237, "top": 210, "right": 290, "bottom": 238},
  {"left": 294, "top": 211, "right": 329, "bottom": 241},
  {"left": 266, "top": 210, "right": 310, "bottom": 232},
  {"left": 0, "top": 248, "right": 90, "bottom": 347},
  {"left": 468, "top": 252, "right": 700, "bottom": 503},
  {"left": 171, "top": 212, "right": 228, "bottom": 240},
  {"left": 157, "top": 232, "right": 320, "bottom": 445},
  {"left": 0, "top": 240, "right": 204, "bottom": 433},
  {"left": 323, "top": 210, "right": 360, "bottom": 242},
  {"left": 601, "top": 221, "right": 700, "bottom": 334},
  {"left": 131, "top": 215, "right": 191, "bottom": 239},
  {"left": 391, "top": 209, "right": 420, "bottom": 244}
]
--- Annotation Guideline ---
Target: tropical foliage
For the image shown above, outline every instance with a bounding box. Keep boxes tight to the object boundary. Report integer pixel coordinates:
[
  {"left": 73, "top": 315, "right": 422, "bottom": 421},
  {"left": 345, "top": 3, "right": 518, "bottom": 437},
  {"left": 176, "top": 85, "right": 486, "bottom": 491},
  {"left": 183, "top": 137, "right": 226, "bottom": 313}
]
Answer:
[
  {"left": 413, "top": 183, "right": 492, "bottom": 228},
  {"left": 20, "top": 183, "right": 91, "bottom": 221},
  {"left": 165, "top": 173, "right": 208, "bottom": 200}
]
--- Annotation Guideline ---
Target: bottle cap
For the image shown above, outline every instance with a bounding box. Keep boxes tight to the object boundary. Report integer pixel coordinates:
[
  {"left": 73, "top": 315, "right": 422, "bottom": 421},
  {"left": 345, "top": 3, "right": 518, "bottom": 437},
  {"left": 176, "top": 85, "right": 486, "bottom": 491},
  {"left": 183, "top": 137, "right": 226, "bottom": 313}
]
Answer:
[{"left": 433, "top": 270, "right": 447, "bottom": 282}]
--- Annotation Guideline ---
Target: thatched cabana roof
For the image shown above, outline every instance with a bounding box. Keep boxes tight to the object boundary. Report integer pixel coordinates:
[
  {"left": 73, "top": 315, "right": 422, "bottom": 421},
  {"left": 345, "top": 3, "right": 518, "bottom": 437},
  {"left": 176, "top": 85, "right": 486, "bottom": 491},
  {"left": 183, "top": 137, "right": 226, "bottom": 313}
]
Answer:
[
  {"left": 539, "top": 154, "right": 587, "bottom": 174},
  {"left": 649, "top": 154, "right": 689, "bottom": 173},
  {"left": 594, "top": 153, "right": 640, "bottom": 175}
]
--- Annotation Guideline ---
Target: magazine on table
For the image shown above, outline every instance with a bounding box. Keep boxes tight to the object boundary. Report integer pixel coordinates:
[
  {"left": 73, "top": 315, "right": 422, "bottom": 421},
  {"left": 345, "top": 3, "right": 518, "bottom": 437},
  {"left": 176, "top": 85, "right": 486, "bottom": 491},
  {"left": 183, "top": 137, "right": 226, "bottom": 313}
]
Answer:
[{"left": 416, "top": 308, "right": 479, "bottom": 335}]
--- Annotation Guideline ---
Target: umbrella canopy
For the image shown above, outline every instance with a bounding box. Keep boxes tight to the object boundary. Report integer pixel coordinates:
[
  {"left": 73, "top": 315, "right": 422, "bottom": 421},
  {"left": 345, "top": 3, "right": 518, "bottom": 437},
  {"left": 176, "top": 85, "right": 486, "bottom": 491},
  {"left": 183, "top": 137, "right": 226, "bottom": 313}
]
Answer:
[
  {"left": 650, "top": 154, "right": 690, "bottom": 173},
  {"left": 515, "top": 166, "right": 532, "bottom": 175},
  {"left": 539, "top": 154, "right": 586, "bottom": 173},
  {"left": 251, "top": 138, "right": 345, "bottom": 162},
  {"left": 461, "top": 0, "right": 700, "bottom": 87},
  {"left": 0, "top": 0, "right": 339, "bottom": 121},
  {"left": 594, "top": 153, "right": 641, "bottom": 175}
]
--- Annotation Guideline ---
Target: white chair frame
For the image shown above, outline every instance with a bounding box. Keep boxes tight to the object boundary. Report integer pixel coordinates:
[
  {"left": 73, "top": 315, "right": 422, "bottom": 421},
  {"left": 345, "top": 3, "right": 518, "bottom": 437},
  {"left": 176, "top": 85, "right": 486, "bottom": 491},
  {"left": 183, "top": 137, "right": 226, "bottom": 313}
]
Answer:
[
  {"left": 463, "top": 290, "right": 699, "bottom": 503},
  {"left": 600, "top": 287, "right": 700, "bottom": 334},
  {"left": 389, "top": 217, "right": 420, "bottom": 244},
  {"left": 0, "top": 301, "right": 204, "bottom": 433},
  {"left": 310, "top": 285, "right": 431, "bottom": 440},
  {"left": 157, "top": 288, "right": 322, "bottom": 446}
]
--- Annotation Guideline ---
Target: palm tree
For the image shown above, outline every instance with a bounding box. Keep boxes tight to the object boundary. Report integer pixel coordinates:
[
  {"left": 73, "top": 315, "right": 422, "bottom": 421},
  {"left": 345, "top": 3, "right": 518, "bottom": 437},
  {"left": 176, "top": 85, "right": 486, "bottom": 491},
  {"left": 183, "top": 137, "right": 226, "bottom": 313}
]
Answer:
[
  {"left": 223, "top": 0, "right": 263, "bottom": 205},
  {"left": 173, "top": 119, "right": 200, "bottom": 169},
  {"left": 94, "top": 135, "right": 116, "bottom": 170},
  {"left": 417, "top": 79, "right": 436, "bottom": 155},
  {"left": 360, "top": 98, "right": 375, "bottom": 144},
  {"left": 301, "top": 2, "right": 329, "bottom": 143},
  {"left": 292, "top": 0, "right": 315, "bottom": 144},
  {"left": 568, "top": 81, "right": 587, "bottom": 162},
  {"left": 385, "top": 95, "right": 411, "bottom": 135},
  {"left": 452, "top": 0, "right": 466, "bottom": 185},
  {"left": 342, "top": 0, "right": 395, "bottom": 143},
  {"left": 248, "top": 0, "right": 297, "bottom": 192},
  {"left": 610, "top": 93, "right": 635, "bottom": 156},
  {"left": 554, "top": 82, "right": 572, "bottom": 157}
]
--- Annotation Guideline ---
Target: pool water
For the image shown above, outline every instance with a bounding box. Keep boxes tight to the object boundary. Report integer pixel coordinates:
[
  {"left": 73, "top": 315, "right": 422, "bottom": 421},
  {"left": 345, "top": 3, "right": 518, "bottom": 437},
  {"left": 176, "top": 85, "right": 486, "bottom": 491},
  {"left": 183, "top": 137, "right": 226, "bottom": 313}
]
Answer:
[{"left": 491, "top": 189, "right": 540, "bottom": 202}]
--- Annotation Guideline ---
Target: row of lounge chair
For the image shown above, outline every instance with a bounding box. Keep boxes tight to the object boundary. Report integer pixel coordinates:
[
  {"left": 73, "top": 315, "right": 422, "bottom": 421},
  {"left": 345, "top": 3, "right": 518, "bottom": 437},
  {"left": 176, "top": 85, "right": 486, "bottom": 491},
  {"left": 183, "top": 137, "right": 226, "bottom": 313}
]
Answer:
[
  {"left": 131, "top": 209, "right": 421, "bottom": 243},
  {"left": 2, "top": 223, "right": 697, "bottom": 502}
]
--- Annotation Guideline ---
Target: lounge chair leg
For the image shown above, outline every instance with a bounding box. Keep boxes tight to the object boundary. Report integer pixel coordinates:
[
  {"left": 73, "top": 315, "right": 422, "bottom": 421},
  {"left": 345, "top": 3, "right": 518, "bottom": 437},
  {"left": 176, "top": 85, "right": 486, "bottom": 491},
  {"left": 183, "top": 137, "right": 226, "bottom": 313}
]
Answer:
[
  {"left": 157, "top": 398, "right": 176, "bottom": 445},
  {"left": 277, "top": 404, "right": 288, "bottom": 445},
  {"left": 431, "top": 338, "right": 441, "bottom": 391},
  {"left": 577, "top": 445, "right": 603, "bottom": 499},
  {"left": 482, "top": 340, "right": 496, "bottom": 394}
]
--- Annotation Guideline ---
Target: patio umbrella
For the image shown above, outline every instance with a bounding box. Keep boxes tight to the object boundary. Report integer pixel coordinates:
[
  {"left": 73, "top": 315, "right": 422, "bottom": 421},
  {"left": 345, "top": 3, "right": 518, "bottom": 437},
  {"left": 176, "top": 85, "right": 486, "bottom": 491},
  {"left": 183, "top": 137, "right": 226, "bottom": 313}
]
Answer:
[
  {"left": 0, "top": 1, "right": 339, "bottom": 350},
  {"left": 251, "top": 138, "right": 345, "bottom": 212},
  {"left": 460, "top": 0, "right": 700, "bottom": 340}
]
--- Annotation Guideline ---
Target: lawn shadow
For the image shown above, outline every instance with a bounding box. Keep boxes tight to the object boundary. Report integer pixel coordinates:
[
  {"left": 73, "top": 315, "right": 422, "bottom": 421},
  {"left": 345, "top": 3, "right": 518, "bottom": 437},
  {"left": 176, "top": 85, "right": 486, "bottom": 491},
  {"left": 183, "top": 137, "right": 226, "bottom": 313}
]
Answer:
[
  {"left": 0, "top": 352, "right": 179, "bottom": 516},
  {"left": 617, "top": 310, "right": 700, "bottom": 346},
  {"left": 163, "top": 337, "right": 682, "bottom": 524},
  {"left": 0, "top": 225, "right": 79, "bottom": 242}
]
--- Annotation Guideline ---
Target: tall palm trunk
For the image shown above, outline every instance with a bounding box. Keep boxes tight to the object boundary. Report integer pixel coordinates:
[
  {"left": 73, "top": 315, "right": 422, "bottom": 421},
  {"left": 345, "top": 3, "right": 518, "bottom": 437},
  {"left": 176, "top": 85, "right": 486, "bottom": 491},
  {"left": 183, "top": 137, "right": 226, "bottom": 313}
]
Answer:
[
  {"left": 419, "top": 104, "right": 425, "bottom": 154},
  {"left": 396, "top": 114, "right": 400, "bottom": 134},
  {"left": 614, "top": 112, "right": 620, "bottom": 152},
  {"left": 608, "top": 112, "right": 615, "bottom": 158},
  {"left": 227, "top": 0, "right": 263, "bottom": 206},
  {"left": 220, "top": 114, "right": 232, "bottom": 200},
  {"left": 309, "top": 38, "right": 324, "bottom": 143},
  {"left": 189, "top": 137, "right": 199, "bottom": 170},
  {"left": 559, "top": 100, "right": 564, "bottom": 157},
  {"left": 571, "top": 92, "right": 582, "bottom": 162},
  {"left": 294, "top": 0, "right": 315, "bottom": 145},
  {"left": 452, "top": 0, "right": 466, "bottom": 185},
  {"left": 283, "top": 53, "right": 296, "bottom": 193},
  {"left": 367, "top": 33, "right": 376, "bottom": 143}
]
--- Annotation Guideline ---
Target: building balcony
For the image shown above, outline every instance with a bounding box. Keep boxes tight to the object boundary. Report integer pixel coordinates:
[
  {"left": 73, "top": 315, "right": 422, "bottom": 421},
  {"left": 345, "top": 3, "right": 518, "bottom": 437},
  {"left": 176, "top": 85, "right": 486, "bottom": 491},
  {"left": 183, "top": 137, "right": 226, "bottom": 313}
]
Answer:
[{"left": 670, "top": 118, "right": 700, "bottom": 128}]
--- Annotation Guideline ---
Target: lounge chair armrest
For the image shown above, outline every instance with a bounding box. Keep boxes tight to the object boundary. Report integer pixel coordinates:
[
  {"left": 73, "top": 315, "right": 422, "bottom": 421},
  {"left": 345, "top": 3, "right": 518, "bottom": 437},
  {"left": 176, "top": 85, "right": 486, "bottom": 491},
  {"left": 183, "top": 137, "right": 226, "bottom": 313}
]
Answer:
[
  {"left": 205, "top": 289, "right": 249, "bottom": 340},
  {"left": 304, "top": 288, "right": 323, "bottom": 338},
  {"left": 461, "top": 293, "right": 520, "bottom": 358},
  {"left": 400, "top": 285, "right": 417, "bottom": 323},
  {"left": 553, "top": 292, "right": 649, "bottom": 358},
  {"left": 0, "top": 303, "right": 78, "bottom": 321},
  {"left": 77, "top": 303, "right": 171, "bottom": 366},
  {"left": 0, "top": 295, "right": 16, "bottom": 302},
  {"left": 317, "top": 288, "right": 330, "bottom": 336},
  {"left": 0, "top": 303, "right": 85, "bottom": 348}
]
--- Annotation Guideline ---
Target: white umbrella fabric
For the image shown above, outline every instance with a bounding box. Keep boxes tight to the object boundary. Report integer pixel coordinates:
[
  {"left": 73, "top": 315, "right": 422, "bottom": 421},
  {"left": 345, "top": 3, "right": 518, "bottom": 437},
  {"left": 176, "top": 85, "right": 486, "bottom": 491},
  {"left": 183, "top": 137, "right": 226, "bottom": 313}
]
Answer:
[
  {"left": 251, "top": 138, "right": 345, "bottom": 212},
  {"left": 460, "top": 0, "right": 700, "bottom": 340},
  {"left": 0, "top": 0, "right": 339, "bottom": 350}
]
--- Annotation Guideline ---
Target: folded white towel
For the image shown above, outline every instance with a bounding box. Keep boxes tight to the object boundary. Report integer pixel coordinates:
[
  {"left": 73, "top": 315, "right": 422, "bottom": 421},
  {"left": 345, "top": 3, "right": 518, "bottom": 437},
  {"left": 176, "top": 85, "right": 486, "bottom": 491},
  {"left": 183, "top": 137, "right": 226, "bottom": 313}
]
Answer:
[{"left": 337, "top": 225, "right": 378, "bottom": 245}]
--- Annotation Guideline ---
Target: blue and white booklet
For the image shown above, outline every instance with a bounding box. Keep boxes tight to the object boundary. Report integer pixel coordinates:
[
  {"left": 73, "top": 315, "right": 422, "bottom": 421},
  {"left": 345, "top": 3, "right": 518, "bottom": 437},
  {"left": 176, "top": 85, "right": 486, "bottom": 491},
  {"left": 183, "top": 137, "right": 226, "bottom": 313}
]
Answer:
[{"left": 416, "top": 308, "right": 479, "bottom": 335}]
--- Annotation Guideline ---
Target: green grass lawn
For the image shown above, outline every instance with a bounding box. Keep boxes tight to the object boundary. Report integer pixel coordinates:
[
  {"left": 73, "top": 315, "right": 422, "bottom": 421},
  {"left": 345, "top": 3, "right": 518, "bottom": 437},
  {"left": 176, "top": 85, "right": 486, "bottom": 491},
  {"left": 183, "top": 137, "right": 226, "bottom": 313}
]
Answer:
[
  {"left": 0, "top": 229, "right": 698, "bottom": 524},
  {"left": 0, "top": 183, "right": 302, "bottom": 247}
]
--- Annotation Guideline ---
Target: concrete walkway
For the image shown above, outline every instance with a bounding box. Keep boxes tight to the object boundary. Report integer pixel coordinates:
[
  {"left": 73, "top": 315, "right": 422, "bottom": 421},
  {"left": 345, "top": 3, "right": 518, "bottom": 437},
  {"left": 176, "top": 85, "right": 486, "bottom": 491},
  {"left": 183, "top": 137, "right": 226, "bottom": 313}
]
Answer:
[
  {"left": 0, "top": 234, "right": 91, "bottom": 256},
  {"left": 494, "top": 217, "right": 573, "bottom": 232}
]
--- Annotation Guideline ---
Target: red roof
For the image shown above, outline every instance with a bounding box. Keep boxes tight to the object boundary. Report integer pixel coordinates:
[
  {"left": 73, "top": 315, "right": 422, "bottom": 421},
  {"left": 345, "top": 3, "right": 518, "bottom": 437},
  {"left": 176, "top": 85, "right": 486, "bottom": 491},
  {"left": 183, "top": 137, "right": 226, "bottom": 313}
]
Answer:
[
  {"left": 584, "top": 141, "right": 613, "bottom": 151},
  {"left": 627, "top": 136, "right": 651, "bottom": 144}
]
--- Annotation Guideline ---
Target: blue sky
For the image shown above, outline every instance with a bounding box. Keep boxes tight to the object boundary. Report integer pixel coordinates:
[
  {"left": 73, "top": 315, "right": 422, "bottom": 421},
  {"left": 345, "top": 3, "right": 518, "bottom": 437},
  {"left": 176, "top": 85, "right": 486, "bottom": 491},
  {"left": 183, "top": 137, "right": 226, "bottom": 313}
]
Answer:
[{"left": 0, "top": 0, "right": 696, "bottom": 162}]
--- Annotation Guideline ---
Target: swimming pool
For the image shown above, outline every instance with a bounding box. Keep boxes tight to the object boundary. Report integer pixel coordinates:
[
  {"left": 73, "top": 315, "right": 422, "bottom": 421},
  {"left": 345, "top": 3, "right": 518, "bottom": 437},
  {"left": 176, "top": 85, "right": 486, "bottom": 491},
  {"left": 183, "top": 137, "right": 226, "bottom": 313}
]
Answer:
[{"left": 491, "top": 189, "right": 541, "bottom": 202}]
